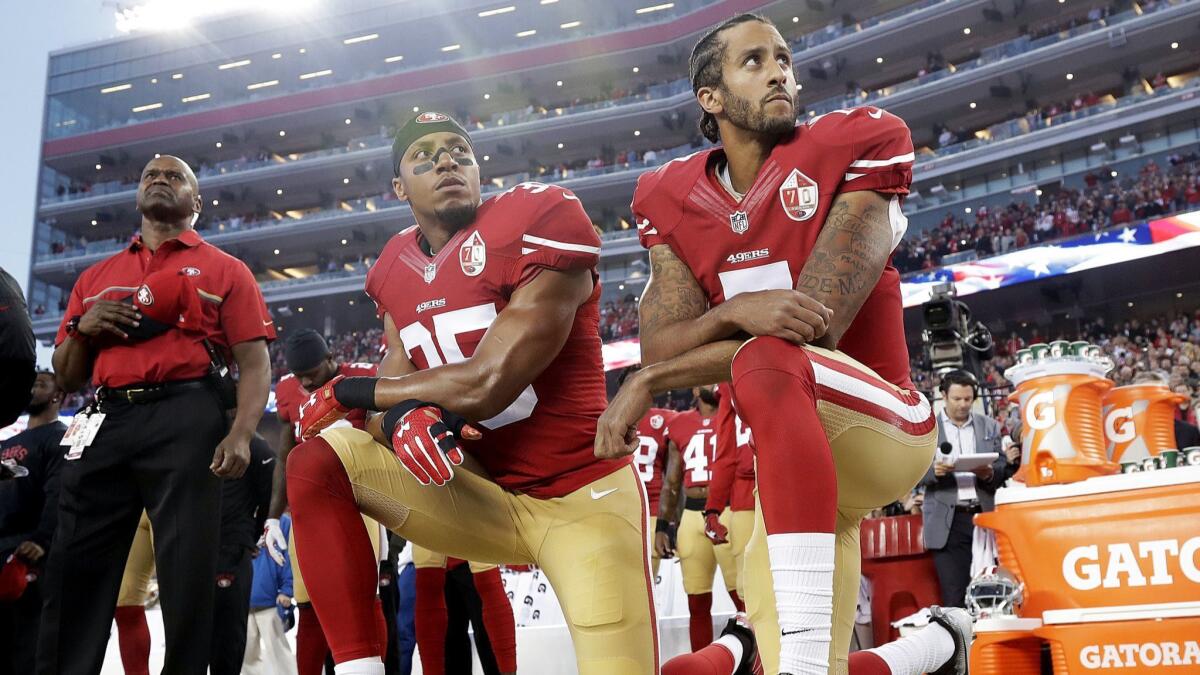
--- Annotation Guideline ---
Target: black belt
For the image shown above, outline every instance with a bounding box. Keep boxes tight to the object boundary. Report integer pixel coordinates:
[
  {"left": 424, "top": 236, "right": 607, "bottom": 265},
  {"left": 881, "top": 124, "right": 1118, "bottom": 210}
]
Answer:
[
  {"left": 954, "top": 502, "right": 982, "bottom": 514},
  {"left": 98, "top": 379, "right": 210, "bottom": 404},
  {"left": 685, "top": 496, "right": 708, "bottom": 511}
]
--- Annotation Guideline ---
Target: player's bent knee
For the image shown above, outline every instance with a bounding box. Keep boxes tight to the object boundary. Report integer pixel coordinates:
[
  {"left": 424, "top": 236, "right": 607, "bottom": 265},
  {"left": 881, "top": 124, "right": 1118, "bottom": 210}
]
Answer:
[
  {"left": 285, "top": 436, "right": 350, "bottom": 498},
  {"left": 731, "top": 336, "right": 814, "bottom": 382}
]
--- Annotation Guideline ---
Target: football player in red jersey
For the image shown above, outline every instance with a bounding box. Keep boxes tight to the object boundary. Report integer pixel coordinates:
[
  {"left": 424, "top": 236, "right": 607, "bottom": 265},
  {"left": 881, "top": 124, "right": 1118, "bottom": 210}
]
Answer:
[
  {"left": 655, "top": 385, "right": 743, "bottom": 651},
  {"left": 634, "top": 406, "right": 674, "bottom": 577},
  {"left": 286, "top": 112, "right": 656, "bottom": 675},
  {"left": 703, "top": 388, "right": 756, "bottom": 601},
  {"left": 596, "top": 13, "right": 971, "bottom": 675},
  {"left": 266, "top": 329, "right": 390, "bottom": 675}
]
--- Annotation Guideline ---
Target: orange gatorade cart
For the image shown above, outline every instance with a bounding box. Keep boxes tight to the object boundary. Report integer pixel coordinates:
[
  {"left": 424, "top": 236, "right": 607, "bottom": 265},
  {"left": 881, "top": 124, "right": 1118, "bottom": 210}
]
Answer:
[
  {"left": 1102, "top": 382, "right": 1189, "bottom": 466},
  {"left": 1006, "top": 353, "right": 1116, "bottom": 486},
  {"left": 973, "top": 466, "right": 1200, "bottom": 672},
  {"left": 970, "top": 617, "right": 1043, "bottom": 675}
]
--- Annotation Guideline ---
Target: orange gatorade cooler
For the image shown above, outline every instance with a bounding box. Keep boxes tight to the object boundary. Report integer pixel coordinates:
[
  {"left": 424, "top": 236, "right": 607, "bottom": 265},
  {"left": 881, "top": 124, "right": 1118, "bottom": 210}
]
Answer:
[
  {"left": 1102, "top": 383, "right": 1189, "bottom": 465},
  {"left": 970, "top": 617, "right": 1043, "bottom": 675},
  {"left": 974, "top": 466, "right": 1200, "bottom": 618},
  {"left": 1005, "top": 358, "right": 1116, "bottom": 485},
  {"left": 1034, "top": 610, "right": 1200, "bottom": 673}
]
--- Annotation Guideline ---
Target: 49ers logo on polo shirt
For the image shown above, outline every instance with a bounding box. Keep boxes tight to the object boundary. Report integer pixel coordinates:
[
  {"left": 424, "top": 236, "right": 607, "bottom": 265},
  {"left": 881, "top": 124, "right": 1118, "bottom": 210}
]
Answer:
[
  {"left": 181, "top": 266, "right": 201, "bottom": 277},
  {"left": 779, "top": 168, "right": 819, "bottom": 221},
  {"left": 416, "top": 112, "right": 450, "bottom": 124},
  {"left": 459, "top": 231, "right": 486, "bottom": 277},
  {"left": 136, "top": 285, "right": 154, "bottom": 306}
]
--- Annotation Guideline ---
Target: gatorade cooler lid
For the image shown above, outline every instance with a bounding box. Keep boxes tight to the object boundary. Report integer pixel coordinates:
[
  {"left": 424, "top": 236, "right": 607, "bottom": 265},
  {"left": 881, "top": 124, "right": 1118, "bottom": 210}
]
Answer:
[
  {"left": 995, "top": 464, "right": 1200, "bottom": 506},
  {"left": 975, "top": 616, "right": 1043, "bottom": 633},
  {"left": 1004, "top": 359, "right": 1111, "bottom": 387},
  {"left": 1042, "top": 600, "right": 1200, "bottom": 625}
]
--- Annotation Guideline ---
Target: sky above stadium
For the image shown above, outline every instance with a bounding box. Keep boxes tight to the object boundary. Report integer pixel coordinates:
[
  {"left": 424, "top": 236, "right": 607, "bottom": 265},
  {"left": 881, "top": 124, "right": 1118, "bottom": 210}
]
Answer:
[{"left": 1, "top": 1, "right": 112, "bottom": 288}]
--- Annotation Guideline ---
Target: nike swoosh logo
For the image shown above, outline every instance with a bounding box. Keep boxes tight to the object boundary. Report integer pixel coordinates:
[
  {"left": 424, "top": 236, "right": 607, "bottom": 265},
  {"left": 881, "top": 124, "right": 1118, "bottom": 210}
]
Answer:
[
  {"left": 262, "top": 457, "right": 274, "bottom": 465},
  {"left": 867, "top": 109, "right": 883, "bottom": 119},
  {"left": 590, "top": 487, "right": 618, "bottom": 500}
]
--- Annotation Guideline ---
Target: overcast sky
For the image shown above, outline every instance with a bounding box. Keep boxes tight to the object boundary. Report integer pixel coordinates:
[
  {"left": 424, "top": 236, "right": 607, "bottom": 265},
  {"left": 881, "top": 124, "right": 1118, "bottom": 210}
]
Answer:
[{"left": 0, "top": 1, "right": 114, "bottom": 288}]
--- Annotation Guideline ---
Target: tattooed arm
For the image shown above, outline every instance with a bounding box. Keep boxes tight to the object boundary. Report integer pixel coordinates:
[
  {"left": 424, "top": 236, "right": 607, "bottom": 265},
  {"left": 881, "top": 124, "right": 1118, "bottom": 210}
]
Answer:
[
  {"left": 638, "top": 244, "right": 831, "bottom": 366},
  {"left": 796, "top": 190, "right": 895, "bottom": 350}
]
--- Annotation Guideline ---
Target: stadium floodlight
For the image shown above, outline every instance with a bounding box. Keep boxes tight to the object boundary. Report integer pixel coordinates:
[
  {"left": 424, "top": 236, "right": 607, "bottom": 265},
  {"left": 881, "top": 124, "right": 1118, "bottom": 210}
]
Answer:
[
  {"left": 635, "top": 3, "right": 675, "bottom": 13},
  {"left": 247, "top": 80, "right": 279, "bottom": 90},
  {"left": 181, "top": 93, "right": 211, "bottom": 103},
  {"left": 478, "top": 6, "right": 516, "bottom": 18},
  {"left": 343, "top": 33, "right": 379, "bottom": 45},
  {"left": 385, "top": 55, "right": 404, "bottom": 63},
  {"left": 441, "top": 44, "right": 461, "bottom": 52},
  {"left": 101, "top": 83, "right": 133, "bottom": 94},
  {"left": 299, "top": 69, "right": 333, "bottom": 79},
  {"left": 516, "top": 29, "right": 537, "bottom": 37},
  {"left": 114, "top": 0, "right": 317, "bottom": 33},
  {"left": 540, "top": 0, "right": 559, "bottom": 4},
  {"left": 560, "top": 20, "right": 581, "bottom": 29},
  {"left": 219, "top": 59, "right": 252, "bottom": 70},
  {"left": 131, "top": 102, "right": 163, "bottom": 112}
]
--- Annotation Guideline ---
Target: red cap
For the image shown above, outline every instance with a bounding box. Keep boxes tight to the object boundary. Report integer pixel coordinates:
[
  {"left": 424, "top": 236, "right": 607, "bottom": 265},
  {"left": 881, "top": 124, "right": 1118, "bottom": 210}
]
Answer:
[
  {"left": 0, "top": 556, "right": 29, "bottom": 601},
  {"left": 132, "top": 268, "right": 204, "bottom": 332}
]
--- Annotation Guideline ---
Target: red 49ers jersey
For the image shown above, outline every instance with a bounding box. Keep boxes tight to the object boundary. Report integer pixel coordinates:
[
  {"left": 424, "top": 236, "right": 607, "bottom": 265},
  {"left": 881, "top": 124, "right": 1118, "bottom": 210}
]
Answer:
[
  {"left": 634, "top": 407, "right": 674, "bottom": 512},
  {"left": 634, "top": 106, "right": 916, "bottom": 390},
  {"left": 366, "top": 182, "right": 627, "bottom": 499},
  {"left": 277, "top": 362, "right": 377, "bottom": 443},
  {"left": 667, "top": 409, "right": 718, "bottom": 490}
]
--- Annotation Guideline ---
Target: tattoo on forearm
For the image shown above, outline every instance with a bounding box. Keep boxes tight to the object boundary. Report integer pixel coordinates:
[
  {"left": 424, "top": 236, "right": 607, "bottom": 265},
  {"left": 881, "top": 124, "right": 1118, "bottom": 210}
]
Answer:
[
  {"left": 797, "top": 196, "right": 890, "bottom": 329},
  {"left": 639, "top": 245, "right": 707, "bottom": 336}
]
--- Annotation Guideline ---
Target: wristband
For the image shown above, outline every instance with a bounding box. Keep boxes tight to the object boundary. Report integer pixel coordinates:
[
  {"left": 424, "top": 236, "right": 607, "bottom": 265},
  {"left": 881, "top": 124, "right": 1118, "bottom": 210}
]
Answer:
[
  {"left": 702, "top": 509, "right": 722, "bottom": 517},
  {"left": 380, "top": 400, "right": 424, "bottom": 440},
  {"left": 655, "top": 518, "right": 675, "bottom": 534},
  {"left": 331, "top": 377, "right": 378, "bottom": 411}
]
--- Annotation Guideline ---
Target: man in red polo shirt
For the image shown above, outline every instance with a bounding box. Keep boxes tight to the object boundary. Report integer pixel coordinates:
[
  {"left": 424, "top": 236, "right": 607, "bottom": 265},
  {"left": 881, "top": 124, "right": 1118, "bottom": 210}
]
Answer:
[{"left": 42, "top": 155, "right": 274, "bottom": 675}]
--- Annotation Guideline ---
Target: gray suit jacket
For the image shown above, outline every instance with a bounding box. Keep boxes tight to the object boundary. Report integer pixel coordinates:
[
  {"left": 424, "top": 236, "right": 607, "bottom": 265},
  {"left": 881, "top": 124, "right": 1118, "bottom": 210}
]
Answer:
[{"left": 920, "top": 412, "right": 1007, "bottom": 550}]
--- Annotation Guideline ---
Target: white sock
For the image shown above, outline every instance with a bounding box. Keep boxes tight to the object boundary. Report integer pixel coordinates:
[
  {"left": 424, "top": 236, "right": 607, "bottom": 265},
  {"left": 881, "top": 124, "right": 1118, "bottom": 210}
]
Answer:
[
  {"left": 334, "top": 657, "right": 385, "bottom": 675},
  {"left": 713, "top": 633, "right": 745, "bottom": 669},
  {"left": 767, "top": 532, "right": 836, "bottom": 675},
  {"left": 866, "top": 619, "right": 956, "bottom": 675}
]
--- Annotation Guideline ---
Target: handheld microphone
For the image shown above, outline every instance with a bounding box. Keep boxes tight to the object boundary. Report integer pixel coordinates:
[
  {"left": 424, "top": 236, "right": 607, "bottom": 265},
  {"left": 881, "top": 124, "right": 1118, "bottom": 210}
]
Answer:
[{"left": 939, "top": 442, "right": 953, "bottom": 456}]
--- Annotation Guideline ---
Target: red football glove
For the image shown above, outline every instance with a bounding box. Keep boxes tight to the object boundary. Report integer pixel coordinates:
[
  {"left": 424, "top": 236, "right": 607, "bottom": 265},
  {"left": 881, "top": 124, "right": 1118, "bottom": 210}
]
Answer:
[
  {"left": 383, "top": 400, "right": 481, "bottom": 487},
  {"left": 298, "top": 375, "right": 352, "bottom": 440},
  {"left": 703, "top": 510, "right": 729, "bottom": 545}
]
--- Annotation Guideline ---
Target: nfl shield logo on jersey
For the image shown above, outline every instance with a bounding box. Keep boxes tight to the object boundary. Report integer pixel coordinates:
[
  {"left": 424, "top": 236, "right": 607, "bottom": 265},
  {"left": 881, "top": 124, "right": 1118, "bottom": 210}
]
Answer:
[
  {"left": 460, "top": 231, "right": 486, "bottom": 277},
  {"left": 423, "top": 263, "right": 437, "bottom": 284},
  {"left": 729, "top": 210, "right": 750, "bottom": 235},
  {"left": 779, "top": 168, "right": 819, "bottom": 221}
]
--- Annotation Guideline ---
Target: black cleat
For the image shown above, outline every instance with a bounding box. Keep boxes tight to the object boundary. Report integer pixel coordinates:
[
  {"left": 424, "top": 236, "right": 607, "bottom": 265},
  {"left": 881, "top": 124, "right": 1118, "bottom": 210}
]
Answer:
[
  {"left": 719, "top": 616, "right": 759, "bottom": 675},
  {"left": 929, "top": 605, "right": 973, "bottom": 675}
]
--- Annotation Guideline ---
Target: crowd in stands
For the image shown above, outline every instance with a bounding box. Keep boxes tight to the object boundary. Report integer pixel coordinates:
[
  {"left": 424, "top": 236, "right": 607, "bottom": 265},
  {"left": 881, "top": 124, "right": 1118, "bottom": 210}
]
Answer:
[{"left": 892, "top": 149, "right": 1200, "bottom": 274}]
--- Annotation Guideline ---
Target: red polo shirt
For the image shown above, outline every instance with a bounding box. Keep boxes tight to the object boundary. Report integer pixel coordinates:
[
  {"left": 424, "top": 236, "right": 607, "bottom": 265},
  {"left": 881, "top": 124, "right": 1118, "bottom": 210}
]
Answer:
[{"left": 55, "top": 229, "right": 275, "bottom": 388}]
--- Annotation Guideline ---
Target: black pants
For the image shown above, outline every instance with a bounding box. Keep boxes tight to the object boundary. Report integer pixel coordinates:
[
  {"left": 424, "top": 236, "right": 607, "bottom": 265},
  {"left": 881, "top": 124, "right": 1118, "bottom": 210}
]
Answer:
[
  {"left": 445, "top": 563, "right": 500, "bottom": 675},
  {"left": 379, "top": 562, "right": 401, "bottom": 675},
  {"left": 37, "top": 388, "right": 226, "bottom": 675},
  {"left": 0, "top": 577, "right": 41, "bottom": 675},
  {"left": 210, "top": 545, "right": 254, "bottom": 675},
  {"left": 931, "top": 510, "right": 976, "bottom": 608}
]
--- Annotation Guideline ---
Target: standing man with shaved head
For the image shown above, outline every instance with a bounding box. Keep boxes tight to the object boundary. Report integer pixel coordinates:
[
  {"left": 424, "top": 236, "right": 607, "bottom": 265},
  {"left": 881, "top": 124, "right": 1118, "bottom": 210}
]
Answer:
[{"left": 41, "top": 155, "right": 275, "bottom": 674}]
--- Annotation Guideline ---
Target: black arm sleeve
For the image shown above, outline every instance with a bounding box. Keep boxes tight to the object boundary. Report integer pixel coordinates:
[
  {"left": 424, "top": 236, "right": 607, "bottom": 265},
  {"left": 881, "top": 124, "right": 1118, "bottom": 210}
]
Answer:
[{"left": 33, "top": 431, "right": 66, "bottom": 550}]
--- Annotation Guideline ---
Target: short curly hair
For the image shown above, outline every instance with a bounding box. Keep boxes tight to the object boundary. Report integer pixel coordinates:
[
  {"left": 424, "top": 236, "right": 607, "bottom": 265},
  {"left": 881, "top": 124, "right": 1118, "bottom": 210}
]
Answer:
[{"left": 689, "top": 13, "right": 773, "bottom": 143}]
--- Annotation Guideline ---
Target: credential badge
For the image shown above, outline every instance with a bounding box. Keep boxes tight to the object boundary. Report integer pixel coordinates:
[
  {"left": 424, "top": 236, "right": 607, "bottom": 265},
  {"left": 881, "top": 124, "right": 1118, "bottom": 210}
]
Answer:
[
  {"left": 460, "top": 231, "right": 486, "bottom": 277},
  {"left": 729, "top": 210, "right": 750, "bottom": 235},
  {"left": 779, "top": 168, "right": 819, "bottom": 221}
]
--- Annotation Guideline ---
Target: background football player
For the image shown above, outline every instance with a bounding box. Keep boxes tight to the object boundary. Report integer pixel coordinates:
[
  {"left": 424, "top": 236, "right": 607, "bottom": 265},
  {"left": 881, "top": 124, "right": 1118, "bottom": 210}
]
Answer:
[
  {"left": 597, "top": 13, "right": 971, "bottom": 675},
  {"left": 267, "top": 329, "right": 390, "bottom": 675},
  {"left": 287, "top": 112, "right": 657, "bottom": 675},
  {"left": 620, "top": 367, "right": 676, "bottom": 579},
  {"left": 703, "top": 386, "right": 757, "bottom": 605},
  {"left": 655, "top": 384, "right": 742, "bottom": 651}
]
